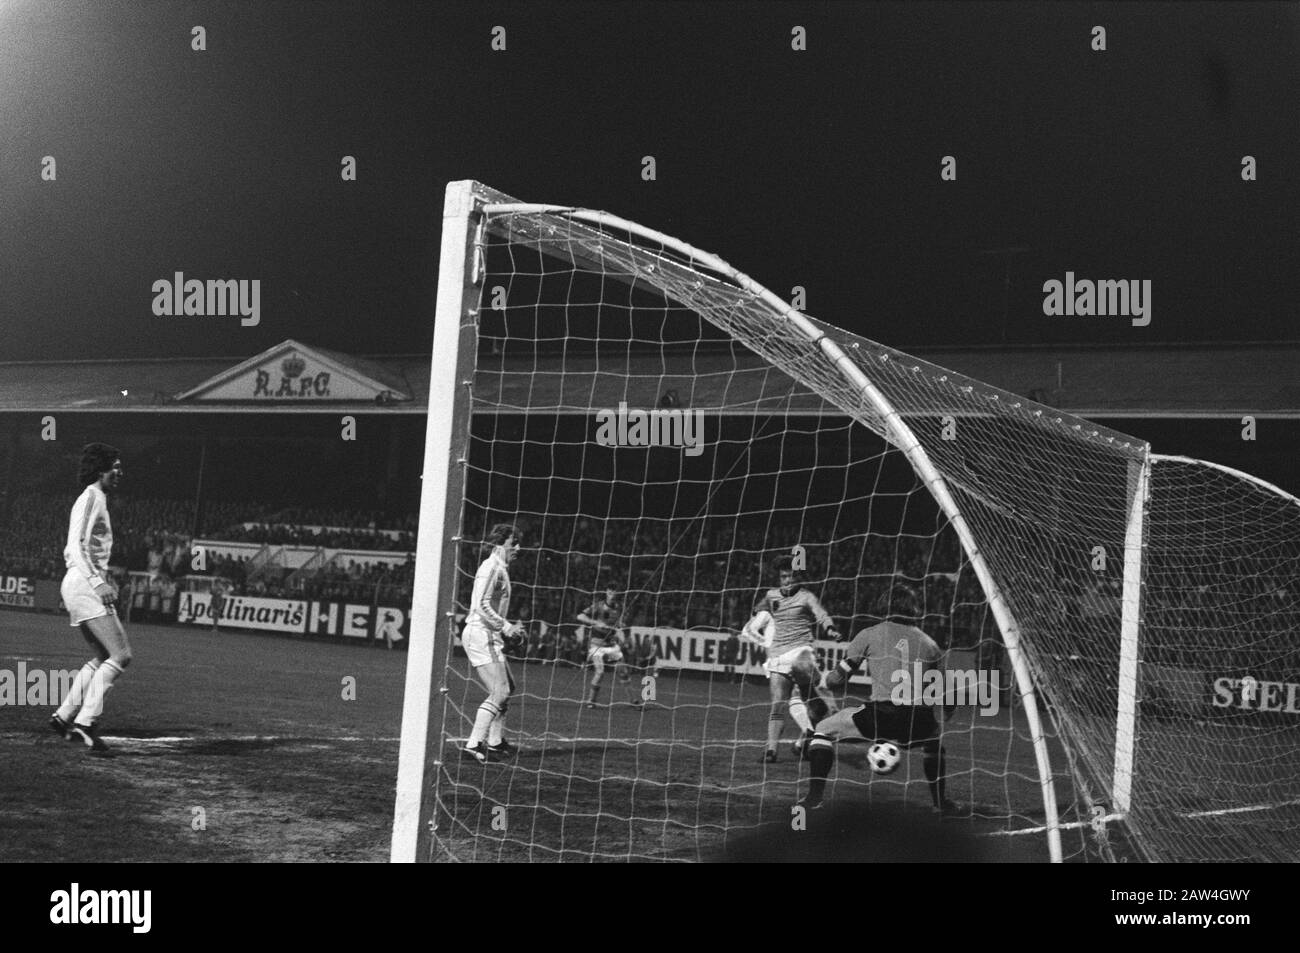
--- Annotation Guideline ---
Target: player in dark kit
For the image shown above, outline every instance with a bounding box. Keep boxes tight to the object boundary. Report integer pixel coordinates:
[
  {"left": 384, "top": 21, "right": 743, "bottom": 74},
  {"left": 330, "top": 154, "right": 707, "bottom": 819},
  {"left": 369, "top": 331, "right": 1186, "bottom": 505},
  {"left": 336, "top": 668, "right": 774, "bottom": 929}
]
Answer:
[
  {"left": 798, "top": 584, "right": 959, "bottom": 815},
  {"left": 578, "top": 582, "right": 627, "bottom": 708}
]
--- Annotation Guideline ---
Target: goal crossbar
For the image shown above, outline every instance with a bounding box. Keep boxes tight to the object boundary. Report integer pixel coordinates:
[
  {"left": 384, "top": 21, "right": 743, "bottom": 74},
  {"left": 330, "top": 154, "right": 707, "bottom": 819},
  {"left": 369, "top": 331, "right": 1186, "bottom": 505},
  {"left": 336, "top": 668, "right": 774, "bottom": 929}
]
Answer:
[{"left": 393, "top": 180, "right": 1299, "bottom": 864}]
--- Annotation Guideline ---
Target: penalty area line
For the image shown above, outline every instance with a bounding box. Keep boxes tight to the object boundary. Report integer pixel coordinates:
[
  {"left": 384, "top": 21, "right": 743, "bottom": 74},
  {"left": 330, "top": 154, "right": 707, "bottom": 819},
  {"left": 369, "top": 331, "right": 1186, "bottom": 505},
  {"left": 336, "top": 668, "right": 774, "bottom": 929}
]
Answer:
[
  {"left": 983, "top": 797, "right": 1300, "bottom": 837},
  {"left": 100, "top": 734, "right": 402, "bottom": 745},
  {"left": 980, "top": 813, "right": 1125, "bottom": 837},
  {"left": 1179, "top": 796, "right": 1300, "bottom": 819},
  {"left": 446, "top": 736, "right": 771, "bottom": 745}
]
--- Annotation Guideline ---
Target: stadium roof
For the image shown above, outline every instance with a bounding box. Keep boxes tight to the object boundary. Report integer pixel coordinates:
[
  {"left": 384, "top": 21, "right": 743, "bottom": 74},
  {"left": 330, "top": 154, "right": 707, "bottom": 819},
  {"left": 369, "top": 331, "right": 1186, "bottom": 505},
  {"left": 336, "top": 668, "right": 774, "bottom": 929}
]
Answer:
[{"left": 0, "top": 338, "right": 1296, "bottom": 418}]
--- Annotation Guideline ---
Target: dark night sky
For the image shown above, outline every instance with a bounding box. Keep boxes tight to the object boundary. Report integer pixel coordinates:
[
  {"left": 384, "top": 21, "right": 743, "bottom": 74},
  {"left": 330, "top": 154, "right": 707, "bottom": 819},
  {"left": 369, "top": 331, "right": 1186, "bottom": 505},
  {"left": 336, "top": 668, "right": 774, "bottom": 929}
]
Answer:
[{"left": 2, "top": 0, "right": 1298, "bottom": 362}]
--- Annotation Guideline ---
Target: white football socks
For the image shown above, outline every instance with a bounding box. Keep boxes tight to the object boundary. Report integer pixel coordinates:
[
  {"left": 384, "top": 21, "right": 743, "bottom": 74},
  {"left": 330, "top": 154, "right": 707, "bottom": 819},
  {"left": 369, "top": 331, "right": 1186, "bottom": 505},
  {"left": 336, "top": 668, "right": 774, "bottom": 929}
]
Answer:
[
  {"left": 788, "top": 693, "right": 813, "bottom": 733},
  {"left": 56, "top": 659, "right": 101, "bottom": 723},
  {"left": 467, "top": 699, "right": 500, "bottom": 747},
  {"left": 76, "top": 659, "right": 123, "bottom": 726}
]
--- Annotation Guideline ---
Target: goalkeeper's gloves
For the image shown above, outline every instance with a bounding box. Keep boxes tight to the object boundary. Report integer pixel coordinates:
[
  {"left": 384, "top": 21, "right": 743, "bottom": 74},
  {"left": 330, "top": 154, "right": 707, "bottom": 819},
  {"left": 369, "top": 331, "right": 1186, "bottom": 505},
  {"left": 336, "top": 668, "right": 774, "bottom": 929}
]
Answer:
[
  {"left": 825, "top": 658, "right": 858, "bottom": 691},
  {"left": 503, "top": 623, "right": 526, "bottom": 652}
]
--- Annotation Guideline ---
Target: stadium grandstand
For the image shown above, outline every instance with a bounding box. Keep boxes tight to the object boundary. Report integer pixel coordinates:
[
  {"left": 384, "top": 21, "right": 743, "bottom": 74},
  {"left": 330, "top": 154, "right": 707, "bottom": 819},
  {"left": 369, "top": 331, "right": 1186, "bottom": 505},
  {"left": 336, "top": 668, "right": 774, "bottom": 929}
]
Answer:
[{"left": 1, "top": 338, "right": 1298, "bottom": 647}]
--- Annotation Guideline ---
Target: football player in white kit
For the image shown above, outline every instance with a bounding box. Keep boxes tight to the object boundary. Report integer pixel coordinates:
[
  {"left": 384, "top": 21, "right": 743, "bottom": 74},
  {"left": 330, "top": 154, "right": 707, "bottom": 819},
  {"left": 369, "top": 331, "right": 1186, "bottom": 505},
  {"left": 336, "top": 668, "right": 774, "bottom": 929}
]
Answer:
[
  {"left": 461, "top": 523, "right": 525, "bottom": 764},
  {"left": 50, "top": 444, "right": 132, "bottom": 754}
]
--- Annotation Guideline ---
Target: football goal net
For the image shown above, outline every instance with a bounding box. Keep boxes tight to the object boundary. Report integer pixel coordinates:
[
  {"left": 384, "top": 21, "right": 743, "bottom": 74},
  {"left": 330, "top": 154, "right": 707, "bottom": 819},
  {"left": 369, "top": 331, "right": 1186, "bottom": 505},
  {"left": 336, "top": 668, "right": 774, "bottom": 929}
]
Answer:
[{"left": 392, "top": 180, "right": 1300, "bottom": 863}]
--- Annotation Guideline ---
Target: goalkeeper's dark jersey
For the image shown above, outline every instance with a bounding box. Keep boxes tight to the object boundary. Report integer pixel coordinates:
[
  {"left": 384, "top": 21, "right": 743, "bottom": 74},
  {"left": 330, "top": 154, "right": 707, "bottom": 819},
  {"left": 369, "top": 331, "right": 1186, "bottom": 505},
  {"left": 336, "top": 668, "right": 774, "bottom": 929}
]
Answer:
[
  {"left": 583, "top": 598, "right": 624, "bottom": 648},
  {"left": 762, "top": 585, "right": 835, "bottom": 656},
  {"left": 844, "top": 621, "right": 943, "bottom": 703}
]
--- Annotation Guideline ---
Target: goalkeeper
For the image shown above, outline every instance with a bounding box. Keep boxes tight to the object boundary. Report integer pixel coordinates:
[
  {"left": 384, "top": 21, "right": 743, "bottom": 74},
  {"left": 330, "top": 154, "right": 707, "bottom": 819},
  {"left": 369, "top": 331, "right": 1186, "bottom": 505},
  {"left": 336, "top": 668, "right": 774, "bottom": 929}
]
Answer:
[
  {"left": 460, "top": 523, "right": 526, "bottom": 764},
  {"left": 749, "top": 556, "right": 841, "bottom": 763},
  {"left": 797, "top": 584, "right": 959, "bottom": 815}
]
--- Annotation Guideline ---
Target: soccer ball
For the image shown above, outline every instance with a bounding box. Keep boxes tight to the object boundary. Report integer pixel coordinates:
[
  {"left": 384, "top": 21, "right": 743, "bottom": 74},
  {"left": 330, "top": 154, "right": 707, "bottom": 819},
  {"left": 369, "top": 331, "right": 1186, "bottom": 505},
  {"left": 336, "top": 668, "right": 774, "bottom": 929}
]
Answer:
[{"left": 867, "top": 740, "right": 901, "bottom": 775}]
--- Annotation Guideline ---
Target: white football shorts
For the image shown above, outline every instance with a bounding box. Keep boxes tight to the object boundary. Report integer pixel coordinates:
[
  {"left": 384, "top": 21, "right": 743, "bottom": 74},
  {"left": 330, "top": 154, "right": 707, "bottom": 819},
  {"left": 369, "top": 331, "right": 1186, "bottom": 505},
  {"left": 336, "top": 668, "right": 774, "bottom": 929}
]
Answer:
[
  {"left": 588, "top": 644, "right": 624, "bottom": 672},
  {"left": 764, "top": 644, "right": 817, "bottom": 677},
  {"left": 461, "top": 622, "right": 504, "bottom": 667},
  {"left": 61, "top": 569, "right": 110, "bottom": 627}
]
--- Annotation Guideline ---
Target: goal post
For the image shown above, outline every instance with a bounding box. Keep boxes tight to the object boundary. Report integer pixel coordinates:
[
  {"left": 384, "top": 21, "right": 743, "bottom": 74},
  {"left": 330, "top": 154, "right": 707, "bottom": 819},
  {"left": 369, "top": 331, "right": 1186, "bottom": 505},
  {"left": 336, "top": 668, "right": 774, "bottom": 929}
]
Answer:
[
  {"left": 391, "top": 181, "right": 1104, "bottom": 862},
  {"left": 1113, "top": 454, "right": 1150, "bottom": 815},
  {"left": 391, "top": 181, "right": 483, "bottom": 862},
  {"left": 393, "top": 181, "right": 1300, "bottom": 864},
  {"left": 1134, "top": 454, "right": 1300, "bottom": 862}
]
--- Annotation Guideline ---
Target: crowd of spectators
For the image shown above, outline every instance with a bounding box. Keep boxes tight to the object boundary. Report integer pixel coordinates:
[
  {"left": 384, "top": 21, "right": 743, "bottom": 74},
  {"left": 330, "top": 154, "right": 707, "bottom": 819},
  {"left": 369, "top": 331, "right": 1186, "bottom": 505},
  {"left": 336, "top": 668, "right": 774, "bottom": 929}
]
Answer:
[
  {"left": 4, "top": 490, "right": 1297, "bottom": 680},
  {"left": 0, "top": 494, "right": 250, "bottom": 578},
  {"left": 497, "top": 608, "right": 660, "bottom": 667},
  {"left": 1145, "top": 564, "right": 1300, "bottom": 679},
  {"left": 454, "top": 512, "right": 1002, "bottom": 650},
  {"left": 0, "top": 496, "right": 65, "bottom": 579},
  {"left": 0, "top": 493, "right": 418, "bottom": 606},
  {"left": 195, "top": 554, "right": 414, "bottom": 605},
  {"left": 219, "top": 522, "right": 415, "bottom": 552},
  {"left": 287, "top": 556, "right": 415, "bottom": 604},
  {"left": 453, "top": 512, "right": 1300, "bottom": 680}
]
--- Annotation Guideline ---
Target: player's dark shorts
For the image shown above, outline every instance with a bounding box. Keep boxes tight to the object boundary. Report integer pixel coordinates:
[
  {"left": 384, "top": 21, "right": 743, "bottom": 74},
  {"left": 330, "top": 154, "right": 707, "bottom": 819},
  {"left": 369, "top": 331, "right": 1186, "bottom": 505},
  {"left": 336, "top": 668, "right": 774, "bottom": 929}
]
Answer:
[{"left": 850, "top": 701, "right": 940, "bottom": 749}]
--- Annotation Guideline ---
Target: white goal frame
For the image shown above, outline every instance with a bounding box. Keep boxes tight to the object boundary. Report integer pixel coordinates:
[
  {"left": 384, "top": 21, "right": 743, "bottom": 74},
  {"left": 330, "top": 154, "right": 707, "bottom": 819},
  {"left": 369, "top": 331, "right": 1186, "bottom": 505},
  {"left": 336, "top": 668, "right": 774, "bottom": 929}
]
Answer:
[{"left": 392, "top": 180, "right": 1068, "bottom": 862}]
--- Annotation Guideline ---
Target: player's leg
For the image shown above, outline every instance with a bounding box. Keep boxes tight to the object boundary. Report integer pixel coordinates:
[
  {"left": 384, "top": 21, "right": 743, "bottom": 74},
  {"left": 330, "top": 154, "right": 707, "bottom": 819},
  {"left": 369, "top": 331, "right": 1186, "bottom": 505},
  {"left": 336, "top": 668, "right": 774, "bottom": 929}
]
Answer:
[
  {"left": 787, "top": 683, "right": 815, "bottom": 759},
  {"left": 629, "top": 662, "right": 647, "bottom": 707},
  {"left": 920, "top": 738, "right": 951, "bottom": 811},
  {"left": 912, "top": 709, "right": 958, "bottom": 814},
  {"left": 461, "top": 625, "right": 509, "bottom": 762},
  {"left": 790, "top": 649, "right": 831, "bottom": 726},
  {"left": 788, "top": 684, "right": 812, "bottom": 733},
  {"left": 53, "top": 570, "right": 107, "bottom": 739},
  {"left": 798, "top": 706, "right": 869, "bottom": 808},
  {"left": 607, "top": 648, "right": 635, "bottom": 704},
  {"left": 486, "top": 663, "right": 517, "bottom": 758},
  {"left": 585, "top": 646, "right": 608, "bottom": 706},
  {"left": 761, "top": 671, "right": 793, "bottom": 762},
  {"left": 70, "top": 611, "right": 132, "bottom": 752},
  {"left": 611, "top": 649, "right": 635, "bottom": 703},
  {"left": 464, "top": 660, "right": 510, "bottom": 762},
  {"left": 789, "top": 650, "right": 833, "bottom": 760},
  {"left": 52, "top": 623, "right": 109, "bottom": 737}
]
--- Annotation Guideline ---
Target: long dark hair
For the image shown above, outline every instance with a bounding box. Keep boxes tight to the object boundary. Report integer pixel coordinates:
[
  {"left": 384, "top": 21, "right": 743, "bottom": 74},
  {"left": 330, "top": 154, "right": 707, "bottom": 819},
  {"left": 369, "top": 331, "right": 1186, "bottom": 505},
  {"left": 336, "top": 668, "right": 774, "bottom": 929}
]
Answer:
[
  {"left": 78, "top": 443, "right": 120, "bottom": 487},
  {"left": 872, "top": 582, "right": 923, "bottom": 622},
  {"left": 484, "top": 522, "right": 518, "bottom": 554}
]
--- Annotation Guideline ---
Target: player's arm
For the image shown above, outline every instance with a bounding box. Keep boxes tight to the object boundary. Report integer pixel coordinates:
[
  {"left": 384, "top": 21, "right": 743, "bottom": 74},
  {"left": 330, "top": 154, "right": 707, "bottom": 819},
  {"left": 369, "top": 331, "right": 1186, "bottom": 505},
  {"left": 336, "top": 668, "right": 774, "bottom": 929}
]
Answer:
[
  {"left": 825, "top": 630, "right": 870, "bottom": 690},
  {"left": 739, "top": 609, "right": 771, "bottom": 647},
  {"left": 66, "top": 492, "right": 112, "bottom": 599},
  {"left": 804, "top": 591, "right": 843, "bottom": 642},
  {"left": 575, "top": 603, "right": 599, "bottom": 628}
]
